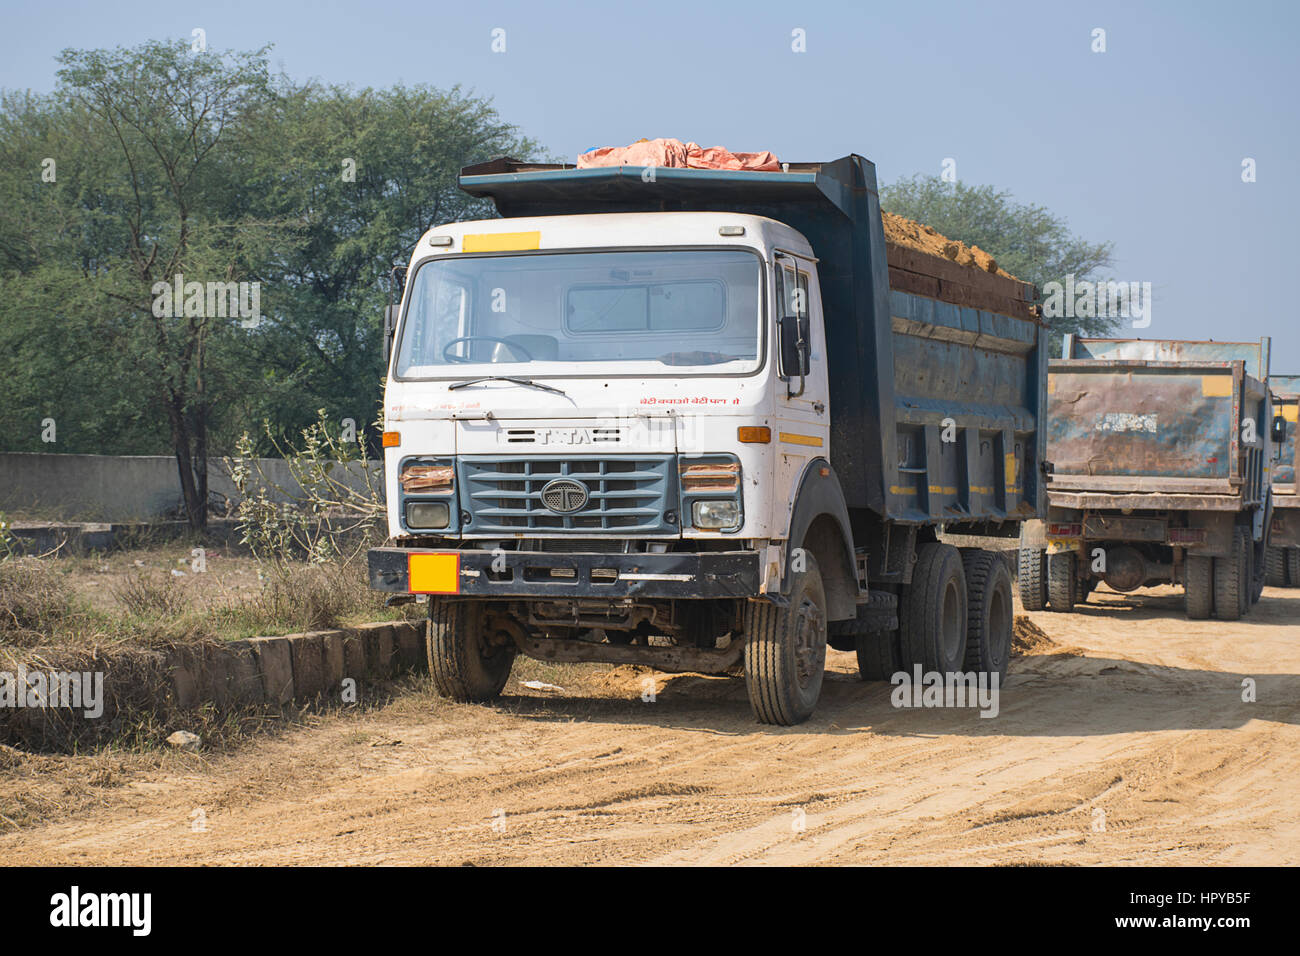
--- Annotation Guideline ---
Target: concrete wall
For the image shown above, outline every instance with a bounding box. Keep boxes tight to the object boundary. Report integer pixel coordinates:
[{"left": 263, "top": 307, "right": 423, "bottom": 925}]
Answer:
[{"left": 0, "top": 453, "right": 383, "bottom": 522}]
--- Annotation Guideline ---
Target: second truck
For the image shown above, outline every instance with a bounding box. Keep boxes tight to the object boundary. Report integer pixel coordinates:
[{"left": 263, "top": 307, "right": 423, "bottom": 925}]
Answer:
[
  {"left": 367, "top": 153, "right": 1047, "bottom": 724},
  {"left": 1022, "top": 336, "right": 1280, "bottom": 619}
]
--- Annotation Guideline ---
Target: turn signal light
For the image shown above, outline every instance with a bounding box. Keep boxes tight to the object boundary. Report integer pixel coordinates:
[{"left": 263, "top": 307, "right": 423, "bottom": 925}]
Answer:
[
  {"left": 738, "top": 426, "right": 771, "bottom": 443},
  {"left": 401, "top": 463, "right": 454, "bottom": 493},
  {"left": 681, "top": 462, "right": 740, "bottom": 493},
  {"left": 382, "top": 431, "right": 400, "bottom": 448}
]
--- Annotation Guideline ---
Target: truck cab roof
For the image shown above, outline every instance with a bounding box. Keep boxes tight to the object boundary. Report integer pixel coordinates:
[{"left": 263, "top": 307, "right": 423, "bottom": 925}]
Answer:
[{"left": 413, "top": 211, "right": 814, "bottom": 261}]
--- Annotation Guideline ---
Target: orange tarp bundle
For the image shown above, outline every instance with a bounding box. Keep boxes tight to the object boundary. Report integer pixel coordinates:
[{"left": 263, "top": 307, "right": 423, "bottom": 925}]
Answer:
[{"left": 577, "top": 138, "right": 780, "bottom": 171}]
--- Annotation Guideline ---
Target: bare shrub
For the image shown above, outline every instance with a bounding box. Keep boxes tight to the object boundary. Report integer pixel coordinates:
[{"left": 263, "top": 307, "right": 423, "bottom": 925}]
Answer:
[
  {"left": 111, "top": 569, "right": 185, "bottom": 618},
  {"left": 0, "top": 558, "right": 76, "bottom": 640},
  {"left": 226, "top": 410, "right": 385, "bottom": 567}
]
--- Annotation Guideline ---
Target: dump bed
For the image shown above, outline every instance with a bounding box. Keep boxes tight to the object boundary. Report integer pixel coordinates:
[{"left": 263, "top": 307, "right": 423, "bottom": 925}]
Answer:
[
  {"left": 459, "top": 154, "right": 1047, "bottom": 529},
  {"left": 1272, "top": 373, "right": 1298, "bottom": 494},
  {"left": 1046, "top": 337, "right": 1272, "bottom": 510}
]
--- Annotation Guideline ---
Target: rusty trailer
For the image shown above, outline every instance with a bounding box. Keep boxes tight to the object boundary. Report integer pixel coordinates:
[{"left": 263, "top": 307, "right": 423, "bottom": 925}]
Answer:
[
  {"left": 1266, "top": 373, "right": 1300, "bottom": 585},
  {"left": 1020, "top": 336, "right": 1277, "bottom": 620}
]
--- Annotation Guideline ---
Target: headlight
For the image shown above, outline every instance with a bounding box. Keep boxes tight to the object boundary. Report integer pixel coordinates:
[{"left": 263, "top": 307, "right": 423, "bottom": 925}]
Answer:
[
  {"left": 406, "top": 500, "right": 450, "bottom": 529},
  {"left": 692, "top": 500, "right": 740, "bottom": 530}
]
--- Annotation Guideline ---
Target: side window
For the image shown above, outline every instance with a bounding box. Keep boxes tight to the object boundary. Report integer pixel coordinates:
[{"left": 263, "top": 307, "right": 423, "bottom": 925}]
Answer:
[
  {"left": 776, "top": 262, "right": 811, "bottom": 378},
  {"left": 777, "top": 263, "right": 809, "bottom": 320}
]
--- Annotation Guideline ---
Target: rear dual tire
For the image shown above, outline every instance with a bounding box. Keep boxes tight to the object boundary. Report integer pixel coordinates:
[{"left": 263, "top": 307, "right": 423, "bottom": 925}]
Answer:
[
  {"left": 1265, "top": 546, "right": 1287, "bottom": 588},
  {"left": 961, "top": 549, "right": 1013, "bottom": 681},
  {"left": 1046, "top": 552, "right": 1078, "bottom": 612},
  {"left": 1017, "top": 546, "right": 1047, "bottom": 610},
  {"left": 1214, "top": 526, "right": 1250, "bottom": 621},
  {"left": 899, "top": 543, "right": 968, "bottom": 674},
  {"left": 1184, "top": 554, "right": 1214, "bottom": 619}
]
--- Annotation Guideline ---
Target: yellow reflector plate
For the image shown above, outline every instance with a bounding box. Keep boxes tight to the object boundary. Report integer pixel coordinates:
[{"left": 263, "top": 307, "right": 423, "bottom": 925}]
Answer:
[
  {"left": 462, "top": 231, "right": 541, "bottom": 252},
  {"left": 1201, "top": 376, "right": 1233, "bottom": 397},
  {"left": 409, "top": 552, "right": 460, "bottom": 594}
]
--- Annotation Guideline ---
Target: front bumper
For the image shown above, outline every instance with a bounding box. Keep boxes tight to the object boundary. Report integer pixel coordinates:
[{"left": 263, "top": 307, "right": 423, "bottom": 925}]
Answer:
[{"left": 368, "top": 547, "right": 761, "bottom": 600}]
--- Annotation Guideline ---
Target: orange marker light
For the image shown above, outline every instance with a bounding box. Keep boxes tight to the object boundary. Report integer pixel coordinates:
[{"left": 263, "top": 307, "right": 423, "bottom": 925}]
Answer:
[
  {"left": 382, "top": 431, "right": 400, "bottom": 448},
  {"left": 738, "top": 426, "right": 771, "bottom": 444}
]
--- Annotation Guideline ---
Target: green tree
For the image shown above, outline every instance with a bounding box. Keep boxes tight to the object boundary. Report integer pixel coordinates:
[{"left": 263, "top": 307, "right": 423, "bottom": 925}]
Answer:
[
  {"left": 0, "top": 40, "right": 540, "bottom": 524},
  {"left": 50, "top": 41, "right": 271, "bottom": 528},
  {"left": 880, "top": 175, "right": 1117, "bottom": 343}
]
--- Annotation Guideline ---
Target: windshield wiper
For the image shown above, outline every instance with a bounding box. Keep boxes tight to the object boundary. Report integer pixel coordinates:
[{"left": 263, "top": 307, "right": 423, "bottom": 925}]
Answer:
[{"left": 447, "top": 375, "right": 568, "bottom": 397}]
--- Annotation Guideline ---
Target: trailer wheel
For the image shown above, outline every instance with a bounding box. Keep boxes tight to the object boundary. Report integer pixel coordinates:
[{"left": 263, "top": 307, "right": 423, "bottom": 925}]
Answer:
[
  {"left": 744, "top": 554, "right": 827, "bottom": 725},
  {"left": 1265, "top": 546, "right": 1287, "bottom": 588},
  {"left": 1017, "top": 546, "right": 1048, "bottom": 611},
  {"left": 855, "top": 616, "right": 903, "bottom": 682},
  {"left": 1184, "top": 554, "right": 1214, "bottom": 620},
  {"left": 1288, "top": 548, "right": 1300, "bottom": 588},
  {"left": 961, "top": 549, "right": 1012, "bottom": 680},
  {"left": 427, "top": 600, "right": 515, "bottom": 703},
  {"left": 1213, "top": 527, "right": 1249, "bottom": 621},
  {"left": 1250, "top": 539, "right": 1266, "bottom": 605},
  {"left": 1046, "top": 552, "right": 1078, "bottom": 612},
  {"left": 899, "top": 543, "right": 968, "bottom": 673}
]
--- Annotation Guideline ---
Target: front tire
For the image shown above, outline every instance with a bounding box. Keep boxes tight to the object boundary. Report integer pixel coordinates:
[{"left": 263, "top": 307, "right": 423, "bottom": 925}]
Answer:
[
  {"left": 428, "top": 600, "right": 516, "bottom": 702},
  {"left": 744, "top": 554, "right": 828, "bottom": 725}
]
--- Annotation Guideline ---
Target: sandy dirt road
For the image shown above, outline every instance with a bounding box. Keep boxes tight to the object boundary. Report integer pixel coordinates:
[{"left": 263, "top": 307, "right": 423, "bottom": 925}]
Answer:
[{"left": 3, "top": 585, "right": 1298, "bottom": 865}]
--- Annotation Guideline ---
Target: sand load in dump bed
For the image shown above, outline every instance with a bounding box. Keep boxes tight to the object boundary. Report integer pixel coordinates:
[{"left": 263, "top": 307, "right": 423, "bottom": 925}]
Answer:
[{"left": 881, "top": 211, "right": 1036, "bottom": 322}]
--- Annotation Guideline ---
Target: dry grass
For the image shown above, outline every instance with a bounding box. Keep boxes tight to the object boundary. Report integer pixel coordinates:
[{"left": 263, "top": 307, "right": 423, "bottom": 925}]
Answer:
[
  {"left": 0, "top": 559, "right": 85, "bottom": 646},
  {"left": 0, "top": 547, "right": 419, "bottom": 653}
]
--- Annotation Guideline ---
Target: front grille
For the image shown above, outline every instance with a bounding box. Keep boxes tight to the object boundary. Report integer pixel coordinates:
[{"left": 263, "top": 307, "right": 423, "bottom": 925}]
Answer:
[{"left": 459, "top": 455, "right": 676, "bottom": 534}]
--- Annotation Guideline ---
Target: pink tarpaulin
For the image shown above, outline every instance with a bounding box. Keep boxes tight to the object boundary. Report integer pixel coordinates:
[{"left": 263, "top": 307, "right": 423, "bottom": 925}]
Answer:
[{"left": 577, "top": 138, "right": 780, "bottom": 171}]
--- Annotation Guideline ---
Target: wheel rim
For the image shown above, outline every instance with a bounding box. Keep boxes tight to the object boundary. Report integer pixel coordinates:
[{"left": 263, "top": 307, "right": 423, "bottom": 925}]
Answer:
[
  {"left": 793, "top": 596, "right": 825, "bottom": 688},
  {"left": 988, "top": 586, "right": 1010, "bottom": 667},
  {"left": 941, "top": 579, "right": 963, "bottom": 663}
]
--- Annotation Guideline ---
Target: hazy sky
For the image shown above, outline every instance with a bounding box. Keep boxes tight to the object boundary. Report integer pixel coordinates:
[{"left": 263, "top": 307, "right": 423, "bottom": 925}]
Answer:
[{"left": 2, "top": 0, "right": 1296, "bottom": 365}]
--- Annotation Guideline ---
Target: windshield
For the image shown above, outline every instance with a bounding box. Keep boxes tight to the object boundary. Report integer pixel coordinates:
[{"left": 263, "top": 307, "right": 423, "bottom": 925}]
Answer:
[{"left": 394, "top": 248, "right": 763, "bottom": 378}]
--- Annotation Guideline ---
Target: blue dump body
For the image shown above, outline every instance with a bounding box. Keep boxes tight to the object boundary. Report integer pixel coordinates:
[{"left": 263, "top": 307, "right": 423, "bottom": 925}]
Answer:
[
  {"left": 1047, "top": 337, "right": 1272, "bottom": 509},
  {"left": 459, "top": 155, "right": 1047, "bottom": 533}
]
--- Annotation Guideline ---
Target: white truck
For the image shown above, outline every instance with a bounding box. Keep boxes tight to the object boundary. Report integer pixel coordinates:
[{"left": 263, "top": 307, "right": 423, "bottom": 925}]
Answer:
[{"left": 368, "top": 155, "right": 1047, "bottom": 724}]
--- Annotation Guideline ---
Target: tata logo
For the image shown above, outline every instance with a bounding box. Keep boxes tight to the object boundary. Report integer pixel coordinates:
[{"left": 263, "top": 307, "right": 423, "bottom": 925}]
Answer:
[
  {"left": 538, "top": 428, "right": 594, "bottom": 445},
  {"left": 540, "top": 478, "right": 589, "bottom": 514}
]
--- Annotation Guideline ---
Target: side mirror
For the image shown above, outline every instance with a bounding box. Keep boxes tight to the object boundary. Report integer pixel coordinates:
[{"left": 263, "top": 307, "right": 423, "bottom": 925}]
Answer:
[
  {"left": 384, "top": 304, "right": 400, "bottom": 364},
  {"left": 779, "top": 315, "right": 810, "bottom": 378},
  {"left": 1273, "top": 414, "right": 1288, "bottom": 446},
  {"left": 385, "top": 265, "right": 407, "bottom": 366}
]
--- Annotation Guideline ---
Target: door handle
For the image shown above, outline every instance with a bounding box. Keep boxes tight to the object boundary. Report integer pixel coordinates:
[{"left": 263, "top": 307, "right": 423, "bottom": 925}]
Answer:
[{"left": 813, "top": 401, "right": 825, "bottom": 415}]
